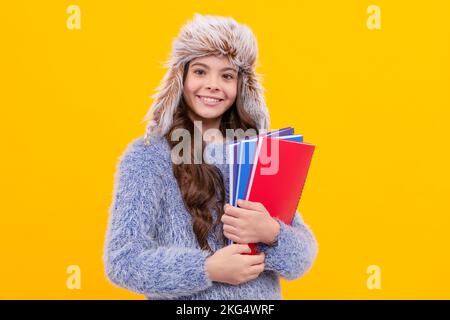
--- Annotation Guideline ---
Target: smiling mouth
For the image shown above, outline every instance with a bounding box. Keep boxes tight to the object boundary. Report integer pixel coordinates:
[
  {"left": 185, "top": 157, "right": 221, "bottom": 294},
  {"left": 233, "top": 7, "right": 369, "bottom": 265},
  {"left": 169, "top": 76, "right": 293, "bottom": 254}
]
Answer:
[{"left": 196, "top": 95, "right": 224, "bottom": 105}]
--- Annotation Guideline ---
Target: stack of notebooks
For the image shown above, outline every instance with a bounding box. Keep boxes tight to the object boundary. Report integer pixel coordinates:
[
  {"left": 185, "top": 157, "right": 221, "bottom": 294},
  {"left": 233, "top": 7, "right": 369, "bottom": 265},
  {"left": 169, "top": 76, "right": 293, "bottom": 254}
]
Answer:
[{"left": 226, "top": 127, "right": 315, "bottom": 255}]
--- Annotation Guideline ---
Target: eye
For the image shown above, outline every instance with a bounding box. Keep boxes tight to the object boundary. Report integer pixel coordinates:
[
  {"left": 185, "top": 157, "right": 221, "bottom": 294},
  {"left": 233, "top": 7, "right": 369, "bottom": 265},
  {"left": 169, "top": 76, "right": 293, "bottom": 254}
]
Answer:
[
  {"left": 193, "top": 69, "right": 205, "bottom": 75},
  {"left": 223, "top": 74, "right": 234, "bottom": 80}
]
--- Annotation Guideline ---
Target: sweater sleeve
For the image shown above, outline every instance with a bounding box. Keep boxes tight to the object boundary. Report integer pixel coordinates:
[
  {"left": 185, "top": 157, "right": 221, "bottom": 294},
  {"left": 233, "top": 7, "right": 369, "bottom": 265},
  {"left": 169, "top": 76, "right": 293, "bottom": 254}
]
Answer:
[
  {"left": 256, "top": 211, "right": 318, "bottom": 280},
  {"left": 103, "top": 138, "right": 213, "bottom": 299}
]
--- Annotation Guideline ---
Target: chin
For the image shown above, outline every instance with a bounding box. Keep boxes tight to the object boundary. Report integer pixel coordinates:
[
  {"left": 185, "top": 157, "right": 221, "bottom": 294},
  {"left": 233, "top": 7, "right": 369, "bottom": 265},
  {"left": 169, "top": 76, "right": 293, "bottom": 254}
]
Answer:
[
  {"left": 192, "top": 104, "right": 227, "bottom": 119},
  {"left": 196, "top": 110, "right": 223, "bottom": 120}
]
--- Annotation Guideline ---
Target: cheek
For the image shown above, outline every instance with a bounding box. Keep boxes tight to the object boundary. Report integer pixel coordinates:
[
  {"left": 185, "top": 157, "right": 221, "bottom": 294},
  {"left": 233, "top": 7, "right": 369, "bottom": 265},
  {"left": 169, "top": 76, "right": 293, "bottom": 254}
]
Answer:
[
  {"left": 225, "top": 83, "right": 238, "bottom": 101},
  {"left": 183, "top": 82, "right": 196, "bottom": 96},
  {"left": 183, "top": 76, "right": 201, "bottom": 95}
]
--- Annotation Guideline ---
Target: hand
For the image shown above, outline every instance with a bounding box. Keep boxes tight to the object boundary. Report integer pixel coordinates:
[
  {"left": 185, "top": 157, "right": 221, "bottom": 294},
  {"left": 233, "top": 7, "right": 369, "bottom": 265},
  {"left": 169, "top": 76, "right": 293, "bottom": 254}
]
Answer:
[
  {"left": 205, "top": 244, "right": 265, "bottom": 285},
  {"left": 221, "top": 199, "right": 280, "bottom": 245}
]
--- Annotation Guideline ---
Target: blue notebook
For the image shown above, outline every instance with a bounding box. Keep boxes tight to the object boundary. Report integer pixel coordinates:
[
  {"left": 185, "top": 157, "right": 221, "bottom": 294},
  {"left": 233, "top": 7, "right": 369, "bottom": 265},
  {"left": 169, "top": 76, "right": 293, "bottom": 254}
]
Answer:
[
  {"left": 226, "top": 128, "right": 300, "bottom": 246},
  {"left": 229, "top": 127, "right": 293, "bottom": 206},
  {"left": 235, "top": 134, "right": 303, "bottom": 206}
]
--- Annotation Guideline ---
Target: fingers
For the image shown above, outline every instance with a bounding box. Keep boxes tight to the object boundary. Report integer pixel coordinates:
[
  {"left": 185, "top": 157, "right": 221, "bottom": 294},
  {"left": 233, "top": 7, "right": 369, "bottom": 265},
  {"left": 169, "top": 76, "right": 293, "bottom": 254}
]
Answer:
[
  {"left": 246, "top": 263, "right": 265, "bottom": 283},
  {"left": 223, "top": 224, "right": 238, "bottom": 235},
  {"left": 221, "top": 214, "right": 240, "bottom": 227},
  {"left": 224, "top": 204, "right": 254, "bottom": 218},
  {"left": 249, "top": 263, "right": 265, "bottom": 275},
  {"left": 247, "top": 252, "right": 265, "bottom": 265},
  {"left": 236, "top": 199, "right": 265, "bottom": 212},
  {"left": 224, "top": 232, "right": 240, "bottom": 243},
  {"left": 233, "top": 244, "right": 251, "bottom": 254}
]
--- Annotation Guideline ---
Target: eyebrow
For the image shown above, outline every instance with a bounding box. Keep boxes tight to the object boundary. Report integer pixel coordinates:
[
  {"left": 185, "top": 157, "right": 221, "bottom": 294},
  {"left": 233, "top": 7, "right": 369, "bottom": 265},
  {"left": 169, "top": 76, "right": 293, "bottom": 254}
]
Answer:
[{"left": 190, "top": 62, "right": 237, "bottom": 73}]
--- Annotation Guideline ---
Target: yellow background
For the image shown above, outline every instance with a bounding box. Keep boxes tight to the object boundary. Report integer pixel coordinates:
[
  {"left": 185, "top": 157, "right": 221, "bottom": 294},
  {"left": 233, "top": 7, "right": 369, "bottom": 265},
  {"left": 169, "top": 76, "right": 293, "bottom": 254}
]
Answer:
[{"left": 1, "top": 0, "right": 449, "bottom": 299}]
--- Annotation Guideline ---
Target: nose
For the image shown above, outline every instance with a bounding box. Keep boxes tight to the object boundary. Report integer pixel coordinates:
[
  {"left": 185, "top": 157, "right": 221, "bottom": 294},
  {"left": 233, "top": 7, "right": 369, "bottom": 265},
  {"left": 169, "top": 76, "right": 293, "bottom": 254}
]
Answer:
[
  {"left": 206, "top": 84, "right": 219, "bottom": 91},
  {"left": 205, "top": 76, "right": 220, "bottom": 91}
]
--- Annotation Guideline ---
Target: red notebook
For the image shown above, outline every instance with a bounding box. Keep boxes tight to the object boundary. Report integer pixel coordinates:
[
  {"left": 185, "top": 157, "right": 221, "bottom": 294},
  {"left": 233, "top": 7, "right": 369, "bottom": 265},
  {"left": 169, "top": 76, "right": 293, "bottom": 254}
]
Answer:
[{"left": 243, "top": 136, "right": 315, "bottom": 255}]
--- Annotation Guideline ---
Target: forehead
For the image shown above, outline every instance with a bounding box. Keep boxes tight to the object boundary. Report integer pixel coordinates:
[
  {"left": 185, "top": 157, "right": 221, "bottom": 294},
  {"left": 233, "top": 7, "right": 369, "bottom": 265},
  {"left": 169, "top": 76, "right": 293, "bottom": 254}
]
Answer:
[{"left": 190, "top": 55, "right": 237, "bottom": 71}]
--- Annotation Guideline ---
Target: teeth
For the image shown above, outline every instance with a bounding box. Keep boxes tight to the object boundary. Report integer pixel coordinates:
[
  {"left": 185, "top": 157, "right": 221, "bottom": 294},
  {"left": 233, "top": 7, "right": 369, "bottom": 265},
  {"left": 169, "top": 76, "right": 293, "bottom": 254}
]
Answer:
[{"left": 199, "top": 96, "right": 221, "bottom": 102}]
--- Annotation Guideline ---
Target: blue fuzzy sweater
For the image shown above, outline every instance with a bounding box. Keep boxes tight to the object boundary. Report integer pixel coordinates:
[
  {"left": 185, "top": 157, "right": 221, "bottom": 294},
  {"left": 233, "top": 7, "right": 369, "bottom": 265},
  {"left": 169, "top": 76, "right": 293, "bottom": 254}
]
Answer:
[{"left": 103, "top": 135, "right": 318, "bottom": 300}]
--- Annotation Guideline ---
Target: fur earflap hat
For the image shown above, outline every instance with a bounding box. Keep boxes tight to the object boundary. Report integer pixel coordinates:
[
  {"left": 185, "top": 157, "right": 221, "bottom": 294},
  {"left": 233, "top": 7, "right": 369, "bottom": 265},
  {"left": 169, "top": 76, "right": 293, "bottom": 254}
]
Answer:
[{"left": 143, "top": 13, "right": 270, "bottom": 145}]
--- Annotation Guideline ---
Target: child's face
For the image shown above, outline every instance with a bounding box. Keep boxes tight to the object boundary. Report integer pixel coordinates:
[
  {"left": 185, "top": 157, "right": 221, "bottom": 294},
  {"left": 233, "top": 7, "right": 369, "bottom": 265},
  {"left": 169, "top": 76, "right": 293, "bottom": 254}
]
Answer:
[{"left": 183, "top": 55, "right": 238, "bottom": 126}]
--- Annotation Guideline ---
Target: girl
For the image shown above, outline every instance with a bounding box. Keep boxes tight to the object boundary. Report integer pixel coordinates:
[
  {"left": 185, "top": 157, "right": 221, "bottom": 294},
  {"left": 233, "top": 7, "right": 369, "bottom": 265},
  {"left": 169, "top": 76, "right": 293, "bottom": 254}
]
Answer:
[{"left": 103, "top": 13, "right": 318, "bottom": 300}]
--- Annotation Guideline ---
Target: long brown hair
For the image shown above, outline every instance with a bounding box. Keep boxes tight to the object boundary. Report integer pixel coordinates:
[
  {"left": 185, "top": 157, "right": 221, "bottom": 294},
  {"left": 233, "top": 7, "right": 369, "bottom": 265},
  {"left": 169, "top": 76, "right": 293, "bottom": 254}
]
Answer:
[{"left": 162, "top": 60, "right": 259, "bottom": 253}]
